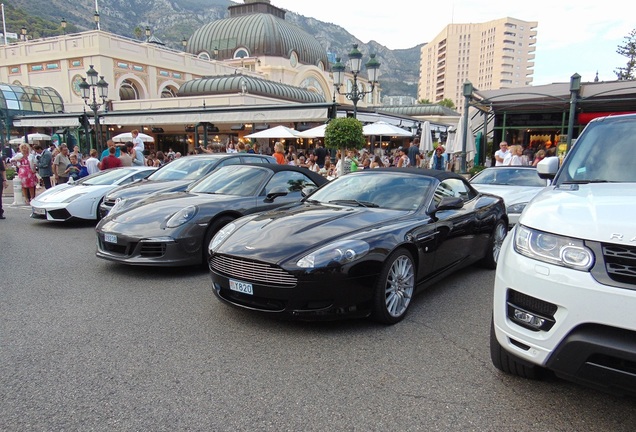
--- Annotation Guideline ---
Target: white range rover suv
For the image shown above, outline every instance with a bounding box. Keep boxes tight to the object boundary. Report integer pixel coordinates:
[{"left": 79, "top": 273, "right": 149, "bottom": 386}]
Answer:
[{"left": 491, "top": 113, "right": 636, "bottom": 396}]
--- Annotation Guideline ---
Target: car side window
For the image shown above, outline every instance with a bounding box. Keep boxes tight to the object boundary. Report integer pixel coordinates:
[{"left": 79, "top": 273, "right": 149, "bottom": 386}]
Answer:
[
  {"left": 217, "top": 157, "right": 242, "bottom": 168},
  {"left": 263, "top": 171, "right": 316, "bottom": 195},
  {"left": 241, "top": 156, "right": 268, "bottom": 164},
  {"left": 433, "top": 178, "right": 476, "bottom": 205}
]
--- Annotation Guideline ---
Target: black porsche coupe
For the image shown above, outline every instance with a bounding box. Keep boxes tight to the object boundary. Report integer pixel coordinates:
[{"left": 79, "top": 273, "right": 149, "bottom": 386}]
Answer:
[{"left": 208, "top": 168, "right": 508, "bottom": 324}]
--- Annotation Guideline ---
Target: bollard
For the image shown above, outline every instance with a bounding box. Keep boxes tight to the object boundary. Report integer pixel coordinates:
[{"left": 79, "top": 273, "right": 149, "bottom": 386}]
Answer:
[{"left": 12, "top": 178, "right": 26, "bottom": 206}]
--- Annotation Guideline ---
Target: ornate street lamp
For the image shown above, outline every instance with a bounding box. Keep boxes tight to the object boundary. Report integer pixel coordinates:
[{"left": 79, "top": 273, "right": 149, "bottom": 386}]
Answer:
[
  {"left": 145, "top": 26, "right": 151, "bottom": 41},
  {"left": 182, "top": 37, "right": 188, "bottom": 50},
  {"left": 94, "top": 12, "right": 100, "bottom": 30},
  {"left": 332, "top": 44, "right": 381, "bottom": 118},
  {"left": 79, "top": 65, "right": 109, "bottom": 154},
  {"left": 61, "top": 18, "right": 67, "bottom": 35},
  {"left": 20, "top": 26, "right": 27, "bottom": 41},
  {"left": 213, "top": 46, "right": 219, "bottom": 59}
]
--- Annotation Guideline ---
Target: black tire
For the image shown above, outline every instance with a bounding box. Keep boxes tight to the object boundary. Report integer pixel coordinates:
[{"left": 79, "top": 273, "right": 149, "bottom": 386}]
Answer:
[
  {"left": 490, "top": 317, "right": 542, "bottom": 379},
  {"left": 202, "top": 216, "right": 234, "bottom": 265},
  {"left": 480, "top": 219, "right": 507, "bottom": 269},
  {"left": 95, "top": 198, "right": 104, "bottom": 222},
  {"left": 371, "top": 248, "right": 416, "bottom": 325}
]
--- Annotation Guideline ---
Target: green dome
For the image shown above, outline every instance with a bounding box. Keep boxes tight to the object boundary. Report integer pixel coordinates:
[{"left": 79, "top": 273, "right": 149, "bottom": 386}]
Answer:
[
  {"left": 187, "top": 11, "right": 328, "bottom": 68},
  {"left": 178, "top": 74, "right": 326, "bottom": 103}
]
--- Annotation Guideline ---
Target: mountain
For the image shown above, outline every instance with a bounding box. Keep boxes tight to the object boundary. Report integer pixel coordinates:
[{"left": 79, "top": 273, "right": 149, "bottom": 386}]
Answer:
[{"left": 5, "top": 0, "right": 421, "bottom": 98}]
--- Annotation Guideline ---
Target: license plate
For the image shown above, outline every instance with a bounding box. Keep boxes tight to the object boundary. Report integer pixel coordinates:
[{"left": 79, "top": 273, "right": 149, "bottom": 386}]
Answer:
[
  {"left": 104, "top": 233, "right": 118, "bottom": 244},
  {"left": 229, "top": 279, "right": 253, "bottom": 295},
  {"left": 32, "top": 207, "right": 45, "bottom": 216}
]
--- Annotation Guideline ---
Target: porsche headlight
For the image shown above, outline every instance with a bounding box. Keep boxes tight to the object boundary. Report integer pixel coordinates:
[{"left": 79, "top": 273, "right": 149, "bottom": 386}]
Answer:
[
  {"left": 209, "top": 222, "right": 237, "bottom": 253},
  {"left": 514, "top": 225, "right": 594, "bottom": 271},
  {"left": 166, "top": 205, "right": 197, "bottom": 228},
  {"left": 507, "top": 202, "right": 527, "bottom": 214},
  {"left": 297, "top": 239, "right": 370, "bottom": 268}
]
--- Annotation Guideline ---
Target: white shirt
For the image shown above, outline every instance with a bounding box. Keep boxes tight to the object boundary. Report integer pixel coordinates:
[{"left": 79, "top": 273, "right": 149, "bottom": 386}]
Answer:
[
  {"left": 85, "top": 157, "right": 100, "bottom": 174},
  {"left": 132, "top": 136, "right": 144, "bottom": 153},
  {"left": 494, "top": 149, "right": 510, "bottom": 166}
]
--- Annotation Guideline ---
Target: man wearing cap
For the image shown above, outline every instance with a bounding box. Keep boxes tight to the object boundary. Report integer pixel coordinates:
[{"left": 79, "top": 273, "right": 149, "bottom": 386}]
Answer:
[{"left": 407, "top": 138, "right": 420, "bottom": 167}]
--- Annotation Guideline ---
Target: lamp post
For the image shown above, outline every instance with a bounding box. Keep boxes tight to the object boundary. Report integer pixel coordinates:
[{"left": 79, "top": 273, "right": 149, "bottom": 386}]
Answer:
[
  {"left": 460, "top": 80, "right": 473, "bottom": 174},
  {"left": 332, "top": 44, "right": 380, "bottom": 118},
  {"left": 94, "top": 12, "right": 100, "bottom": 30},
  {"left": 145, "top": 26, "right": 151, "bottom": 42},
  {"left": 566, "top": 73, "right": 581, "bottom": 152},
  {"left": 61, "top": 18, "right": 67, "bottom": 35},
  {"left": 78, "top": 65, "right": 108, "bottom": 154},
  {"left": 182, "top": 37, "right": 188, "bottom": 50},
  {"left": 20, "top": 26, "right": 27, "bottom": 41}
]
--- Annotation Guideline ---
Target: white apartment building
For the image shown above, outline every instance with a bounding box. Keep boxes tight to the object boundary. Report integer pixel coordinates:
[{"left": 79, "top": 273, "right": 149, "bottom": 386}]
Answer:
[{"left": 419, "top": 17, "right": 537, "bottom": 112}]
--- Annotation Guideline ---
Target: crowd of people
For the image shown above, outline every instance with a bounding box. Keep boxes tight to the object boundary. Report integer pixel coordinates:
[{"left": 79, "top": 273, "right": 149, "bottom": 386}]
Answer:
[{"left": 0, "top": 130, "right": 182, "bottom": 206}]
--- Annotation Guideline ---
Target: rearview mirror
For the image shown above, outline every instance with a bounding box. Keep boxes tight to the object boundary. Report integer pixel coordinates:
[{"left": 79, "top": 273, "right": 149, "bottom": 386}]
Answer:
[{"left": 264, "top": 187, "right": 288, "bottom": 203}]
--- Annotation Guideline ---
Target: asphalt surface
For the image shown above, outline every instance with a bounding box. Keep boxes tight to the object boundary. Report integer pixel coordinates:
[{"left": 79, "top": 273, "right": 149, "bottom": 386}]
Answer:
[{"left": 1, "top": 203, "right": 635, "bottom": 431}]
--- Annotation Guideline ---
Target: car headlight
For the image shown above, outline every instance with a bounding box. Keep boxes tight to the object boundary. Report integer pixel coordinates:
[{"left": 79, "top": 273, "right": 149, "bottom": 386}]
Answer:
[
  {"left": 166, "top": 205, "right": 197, "bottom": 228},
  {"left": 297, "top": 239, "right": 370, "bottom": 268},
  {"left": 514, "top": 225, "right": 594, "bottom": 271},
  {"left": 62, "top": 192, "right": 88, "bottom": 203},
  {"left": 208, "top": 222, "right": 237, "bottom": 253},
  {"left": 507, "top": 202, "right": 527, "bottom": 214}
]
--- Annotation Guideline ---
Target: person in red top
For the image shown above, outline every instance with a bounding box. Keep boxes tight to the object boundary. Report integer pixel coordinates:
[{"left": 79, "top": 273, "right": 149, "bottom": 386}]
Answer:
[{"left": 99, "top": 146, "right": 123, "bottom": 170}]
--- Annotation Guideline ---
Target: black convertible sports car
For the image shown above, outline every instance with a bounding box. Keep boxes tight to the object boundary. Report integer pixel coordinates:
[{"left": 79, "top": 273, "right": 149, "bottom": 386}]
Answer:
[
  {"left": 208, "top": 168, "right": 508, "bottom": 324},
  {"left": 95, "top": 164, "right": 327, "bottom": 266}
]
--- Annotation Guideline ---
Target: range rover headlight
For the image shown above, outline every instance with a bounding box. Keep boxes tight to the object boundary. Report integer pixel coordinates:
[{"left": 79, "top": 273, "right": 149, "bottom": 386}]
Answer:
[
  {"left": 514, "top": 225, "right": 594, "bottom": 271},
  {"left": 297, "top": 240, "right": 369, "bottom": 268}
]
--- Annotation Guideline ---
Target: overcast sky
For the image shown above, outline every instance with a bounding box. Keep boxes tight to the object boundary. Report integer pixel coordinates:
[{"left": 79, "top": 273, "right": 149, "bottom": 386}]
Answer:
[{"left": 272, "top": 0, "right": 632, "bottom": 86}]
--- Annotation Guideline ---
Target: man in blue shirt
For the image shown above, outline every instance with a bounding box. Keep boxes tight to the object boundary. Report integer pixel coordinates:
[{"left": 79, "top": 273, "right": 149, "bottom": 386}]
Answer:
[{"left": 100, "top": 140, "right": 121, "bottom": 160}]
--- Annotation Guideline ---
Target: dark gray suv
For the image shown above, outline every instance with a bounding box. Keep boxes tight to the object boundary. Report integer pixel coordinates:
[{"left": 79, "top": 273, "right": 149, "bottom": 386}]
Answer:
[{"left": 99, "top": 153, "right": 275, "bottom": 218}]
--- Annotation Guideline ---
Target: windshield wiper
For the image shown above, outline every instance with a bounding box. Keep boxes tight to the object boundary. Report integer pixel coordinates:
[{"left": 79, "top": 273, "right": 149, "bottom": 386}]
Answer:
[
  {"left": 561, "top": 179, "right": 610, "bottom": 184},
  {"left": 328, "top": 199, "right": 379, "bottom": 208}
]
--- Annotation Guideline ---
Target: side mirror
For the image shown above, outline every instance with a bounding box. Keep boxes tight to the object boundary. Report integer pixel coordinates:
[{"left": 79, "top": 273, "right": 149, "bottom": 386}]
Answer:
[
  {"left": 537, "top": 156, "right": 559, "bottom": 180},
  {"left": 264, "top": 186, "right": 288, "bottom": 203},
  {"left": 433, "top": 196, "right": 463, "bottom": 213}
]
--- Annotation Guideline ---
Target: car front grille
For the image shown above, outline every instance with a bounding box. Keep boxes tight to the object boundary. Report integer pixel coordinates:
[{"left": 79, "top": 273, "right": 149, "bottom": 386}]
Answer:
[
  {"left": 210, "top": 255, "right": 297, "bottom": 287},
  {"left": 602, "top": 244, "right": 636, "bottom": 286},
  {"left": 140, "top": 242, "right": 166, "bottom": 258}
]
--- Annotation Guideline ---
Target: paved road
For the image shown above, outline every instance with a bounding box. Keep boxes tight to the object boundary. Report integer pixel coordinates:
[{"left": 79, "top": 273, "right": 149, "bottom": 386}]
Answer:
[{"left": 1, "top": 204, "right": 634, "bottom": 431}]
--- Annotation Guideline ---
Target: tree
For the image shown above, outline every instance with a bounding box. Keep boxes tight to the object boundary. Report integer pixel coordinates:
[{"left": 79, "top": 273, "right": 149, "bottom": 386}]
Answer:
[
  {"left": 615, "top": 29, "right": 636, "bottom": 80},
  {"left": 417, "top": 98, "right": 432, "bottom": 104},
  {"left": 324, "top": 117, "right": 366, "bottom": 176},
  {"left": 438, "top": 98, "right": 456, "bottom": 109}
]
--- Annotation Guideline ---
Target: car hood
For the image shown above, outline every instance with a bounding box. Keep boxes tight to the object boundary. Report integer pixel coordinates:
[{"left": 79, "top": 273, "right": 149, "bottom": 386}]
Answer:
[
  {"left": 216, "top": 203, "right": 407, "bottom": 263},
  {"left": 107, "top": 179, "right": 192, "bottom": 200},
  {"left": 104, "top": 192, "right": 246, "bottom": 226},
  {"left": 472, "top": 184, "right": 546, "bottom": 204},
  {"left": 31, "top": 183, "right": 111, "bottom": 203},
  {"left": 519, "top": 183, "right": 636, "bottom": 244}
]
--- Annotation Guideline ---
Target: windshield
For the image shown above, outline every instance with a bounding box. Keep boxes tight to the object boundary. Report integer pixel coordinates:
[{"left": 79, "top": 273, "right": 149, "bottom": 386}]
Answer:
[
  {"left": 147, "top": 156, "right": 218, "bottom": 181},
  {"left": 308, "top": 172, "right": 435, "bottom": 210},
  {"left": 556, "top": 117, "right": 636, "bottom": 184},
  {"left": 81, "top": 168, "right": 140, "bottom": 185},
  {"left": 189, "top": 165, "right": 269, "bottom": 196},
  {"left": 471, "top": 168, "right": 546, "bottom": 187}
]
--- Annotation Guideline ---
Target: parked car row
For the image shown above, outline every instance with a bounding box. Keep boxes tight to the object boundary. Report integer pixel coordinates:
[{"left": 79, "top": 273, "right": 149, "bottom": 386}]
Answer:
[{"left": 28, "top": 113, "right": 636, "bottom": 397}]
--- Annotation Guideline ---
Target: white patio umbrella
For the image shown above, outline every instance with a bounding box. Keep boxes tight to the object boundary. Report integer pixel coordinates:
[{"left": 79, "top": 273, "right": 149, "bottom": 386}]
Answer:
[
  {"left": 446, "top": 114, "right": 476, "bottom": 158},
  {"left": 9, "top": 137, "right": 25, "bottom": 145},
  {"left": 419, "top": 121, "right": 434, "bottom": 153},
  {"left": 244, "top": 125, "right": 300, "bottom": 139},
  {"left": 112, "top": 132, "right": 155, "bottom": 143},
  {"left": 297, "top": 124, "right": 328, "bottom": 138},
  {"left": 26, "top": 133, "right": 51, "bottom": 143},
  {"left": 362, "top": 121, "right": 413, "bottom": 137}
]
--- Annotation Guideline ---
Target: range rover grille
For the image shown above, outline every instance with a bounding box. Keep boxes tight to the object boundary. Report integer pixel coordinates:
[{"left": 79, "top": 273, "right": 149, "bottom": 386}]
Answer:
[
  {"left": 210, "top": 255, "right": 297, "bottom": 287},
  {"left": 602, "top": 244, "right": 636, "bottom": 286}
]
